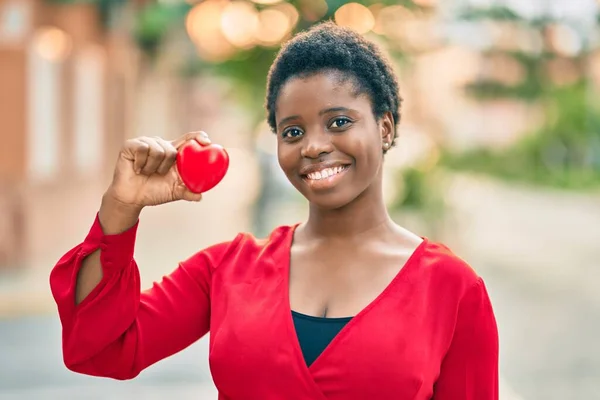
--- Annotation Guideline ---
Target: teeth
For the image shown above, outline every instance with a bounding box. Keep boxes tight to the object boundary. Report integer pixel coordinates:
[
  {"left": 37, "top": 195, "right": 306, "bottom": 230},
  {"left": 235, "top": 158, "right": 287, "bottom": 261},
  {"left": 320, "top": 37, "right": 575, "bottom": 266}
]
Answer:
[{"left": 306, "top": 166, "right": 346, "bottom": 180}]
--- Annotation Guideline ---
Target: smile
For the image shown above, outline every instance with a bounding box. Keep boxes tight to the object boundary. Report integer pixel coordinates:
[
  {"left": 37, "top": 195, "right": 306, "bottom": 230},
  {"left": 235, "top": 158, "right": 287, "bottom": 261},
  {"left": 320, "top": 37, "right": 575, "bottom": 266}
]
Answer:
[{"left": 301, "top": 165, "right": 350, "bottom": 190}]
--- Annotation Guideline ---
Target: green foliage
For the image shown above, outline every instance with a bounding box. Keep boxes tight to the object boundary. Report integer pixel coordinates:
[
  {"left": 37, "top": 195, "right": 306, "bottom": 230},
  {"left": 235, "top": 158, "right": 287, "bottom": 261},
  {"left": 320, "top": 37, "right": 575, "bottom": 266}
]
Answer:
[
  {"left": 47, "top": 0, "right": 422, "bottom": 116},
  {"left": 393, "top": 167, "right": 430, "bottom": 210},
  {"left": 458, "top": 5, "right": 559, "bottom": 28},
  {"left": 449, "top": 4, "right": 600, "bottom": 190},
  {"left": 133, "top": 2, "right": 190, "bottom": 58},
  {"left": 456, "top": 4, "right": 587, "bottom": 101},
  {"left": 390, "top": 165, "right": 445, "bottom": 212},
  {"left": 465, "top": 79, "right": 541, "bottom": 101},
  {"left": 388, "top": 164, "right": 447, "bottom": 237},
  {"left": 464, "top": 50, "right": 563, "bottom": 101},
  {"left": 442, "top": 83, "right": 600, "bottom": 190},
  {"left": 183, "top": 0, "right": 416, "bottom": 120},
  {"left": 459, "top": 5, "right": 523, "bottom": 22}
]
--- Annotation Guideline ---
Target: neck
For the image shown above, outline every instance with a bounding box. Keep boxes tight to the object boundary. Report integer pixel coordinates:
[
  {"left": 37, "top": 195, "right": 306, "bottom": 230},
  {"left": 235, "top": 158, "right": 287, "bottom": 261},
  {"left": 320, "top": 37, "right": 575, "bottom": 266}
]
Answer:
[{"left": 304, "top": 181, "right": 393, "bottom": 239}]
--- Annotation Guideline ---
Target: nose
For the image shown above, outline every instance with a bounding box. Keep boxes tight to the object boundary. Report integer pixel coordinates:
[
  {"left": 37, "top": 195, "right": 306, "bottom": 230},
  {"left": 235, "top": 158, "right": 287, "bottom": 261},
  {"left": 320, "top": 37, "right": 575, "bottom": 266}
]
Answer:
[{"left": 300, "top": 129, "right": 334, "bottom": 159}]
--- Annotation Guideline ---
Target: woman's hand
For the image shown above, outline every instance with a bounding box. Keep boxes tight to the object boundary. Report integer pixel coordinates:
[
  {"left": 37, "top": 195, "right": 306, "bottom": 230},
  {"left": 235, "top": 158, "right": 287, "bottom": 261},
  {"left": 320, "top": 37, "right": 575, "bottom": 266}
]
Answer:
[{"left": 104, "top": 132, "right": 211, "bottom": 211}]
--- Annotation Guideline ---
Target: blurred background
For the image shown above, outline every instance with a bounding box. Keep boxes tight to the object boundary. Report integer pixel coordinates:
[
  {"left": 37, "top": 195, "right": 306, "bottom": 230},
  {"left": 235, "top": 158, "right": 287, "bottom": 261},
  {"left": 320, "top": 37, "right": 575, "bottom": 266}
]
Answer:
[{"left": 0, "top": 0, "right": 599, "bottom": 398}]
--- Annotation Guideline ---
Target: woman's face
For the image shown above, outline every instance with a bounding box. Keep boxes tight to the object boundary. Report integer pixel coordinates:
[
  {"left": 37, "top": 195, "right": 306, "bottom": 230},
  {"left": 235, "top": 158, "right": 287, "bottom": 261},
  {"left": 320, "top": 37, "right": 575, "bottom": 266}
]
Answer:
[{"left": 275, "top": 71, "right": 394, "bottom": 210}]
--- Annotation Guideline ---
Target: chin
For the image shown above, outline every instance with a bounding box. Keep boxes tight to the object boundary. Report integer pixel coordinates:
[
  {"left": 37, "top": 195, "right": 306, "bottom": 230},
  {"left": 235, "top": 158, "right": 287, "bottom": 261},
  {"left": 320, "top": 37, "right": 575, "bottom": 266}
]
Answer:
[{"left": 303, "top": 189, "right": 358, "bottom": 211}]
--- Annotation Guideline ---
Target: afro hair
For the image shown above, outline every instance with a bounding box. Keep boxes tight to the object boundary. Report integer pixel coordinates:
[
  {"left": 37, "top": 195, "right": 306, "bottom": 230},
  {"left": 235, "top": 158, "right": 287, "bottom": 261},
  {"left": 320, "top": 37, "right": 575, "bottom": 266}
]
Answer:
[{"left": 265, "top": 21, "right": 402, "bottom": 149}]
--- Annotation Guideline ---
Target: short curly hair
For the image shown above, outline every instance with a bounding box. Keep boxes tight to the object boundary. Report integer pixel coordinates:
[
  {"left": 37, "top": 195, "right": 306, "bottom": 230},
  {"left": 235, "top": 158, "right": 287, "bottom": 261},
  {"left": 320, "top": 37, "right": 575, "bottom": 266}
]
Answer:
[{"left": 265, "top": 21, "right": 402, "bottom": 149}]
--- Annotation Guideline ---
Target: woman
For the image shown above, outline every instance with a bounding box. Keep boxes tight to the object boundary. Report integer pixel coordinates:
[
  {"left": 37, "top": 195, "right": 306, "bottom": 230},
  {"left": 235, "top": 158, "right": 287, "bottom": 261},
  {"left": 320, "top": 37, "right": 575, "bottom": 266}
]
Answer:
[{"left": 50, "top": 22, "right": 498, "bottom": 399}]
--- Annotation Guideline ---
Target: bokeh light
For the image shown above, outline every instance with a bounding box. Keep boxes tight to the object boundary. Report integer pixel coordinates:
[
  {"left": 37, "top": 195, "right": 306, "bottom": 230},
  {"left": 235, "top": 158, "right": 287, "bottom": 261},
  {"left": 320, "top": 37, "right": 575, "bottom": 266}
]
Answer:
[
  {"left": 255, "top": 8, "right": 292, "bottom": 46},
  {"left": 186, "top": 0, "right": 300, "bottom": 56},
  {"left": 186, "top": 0, "right": 237, "bottom": 61},
  {"left": 272, "top": 2, "right": 300, "bottom": 29},
  {"left": 32, "top": 27, "right": 72, "bottom": 62},
  {"left": 411, "top": 0, "right": 437, "bottom": 7},
  {"left": 221, "top": 1, "right": 260, "bottom": 49},
  {"left": 373, "top": 5, "right": 413, "bottom": 39},
  {"left": 334, "top": 3, "right": 375, "bottom": 34},
  {"left": 250, "top": 0, "right": 282, "bottom": 4}
]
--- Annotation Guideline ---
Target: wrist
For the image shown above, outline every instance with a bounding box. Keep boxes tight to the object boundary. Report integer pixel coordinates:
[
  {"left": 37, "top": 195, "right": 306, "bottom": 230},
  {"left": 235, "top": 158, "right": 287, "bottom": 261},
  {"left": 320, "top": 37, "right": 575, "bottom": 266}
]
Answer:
[{"left": 99, "top": 190, "right": 142, "bottom": 235}]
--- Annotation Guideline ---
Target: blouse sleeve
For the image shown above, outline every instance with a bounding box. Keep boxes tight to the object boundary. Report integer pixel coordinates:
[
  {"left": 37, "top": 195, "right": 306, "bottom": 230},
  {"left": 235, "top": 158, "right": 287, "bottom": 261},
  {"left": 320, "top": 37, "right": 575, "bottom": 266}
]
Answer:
[
  {"left": 49, "top": 213, "right": 237, "bottom": 380},
  {"left": 433, "top": 278, "right": 499, "bottom": 399}
]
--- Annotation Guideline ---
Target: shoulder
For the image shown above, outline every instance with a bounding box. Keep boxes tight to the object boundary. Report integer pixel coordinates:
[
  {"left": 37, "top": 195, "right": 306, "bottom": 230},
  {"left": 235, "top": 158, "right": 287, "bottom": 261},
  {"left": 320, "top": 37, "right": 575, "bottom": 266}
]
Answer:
[
  {"left": 181, "top": 224, "right": 297, "bottom": 270},
  {"left": 415, "top": 239, "right": 496, "bottom": 326},
  {"left": 234, "top": 224, "right": 297, "bottom": 251},
  {"left": 416, "top": 239, "right": 484, "bottom": 299}
]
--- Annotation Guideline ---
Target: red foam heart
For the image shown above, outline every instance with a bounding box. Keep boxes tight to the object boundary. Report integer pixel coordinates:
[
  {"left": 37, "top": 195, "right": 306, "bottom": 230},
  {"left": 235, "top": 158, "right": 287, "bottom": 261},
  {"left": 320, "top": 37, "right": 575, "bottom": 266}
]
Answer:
[{"left": 176, "top": 141, "right": 230, "bottom": 194}]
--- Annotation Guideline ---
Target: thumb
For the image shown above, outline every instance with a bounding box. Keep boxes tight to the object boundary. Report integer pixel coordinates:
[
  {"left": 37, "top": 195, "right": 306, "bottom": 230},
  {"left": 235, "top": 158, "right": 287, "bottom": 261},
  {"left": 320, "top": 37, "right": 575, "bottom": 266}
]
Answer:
[
  {"left": 172, "top": 180, "right": 203, "bottom": 202},
  {"left": 171, "top": 131, "right": 211, "bottom": 149},
  {"left": 181, "top": 190, "right": 203, "bottom": 202}
]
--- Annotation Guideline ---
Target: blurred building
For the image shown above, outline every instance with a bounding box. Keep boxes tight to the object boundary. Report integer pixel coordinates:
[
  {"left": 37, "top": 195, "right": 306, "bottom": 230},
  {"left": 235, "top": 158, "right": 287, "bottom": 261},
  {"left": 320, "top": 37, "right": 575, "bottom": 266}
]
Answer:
[{"left": 0, "top": 0, "right": 139, "bottom": 269}]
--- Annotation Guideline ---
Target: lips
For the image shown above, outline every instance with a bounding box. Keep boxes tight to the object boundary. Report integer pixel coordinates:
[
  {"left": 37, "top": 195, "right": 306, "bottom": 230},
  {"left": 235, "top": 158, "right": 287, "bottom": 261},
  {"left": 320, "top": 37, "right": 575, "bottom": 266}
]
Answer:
[
  {"left": 299, "top": 161, "right": 351, "bottom": 177},
  {"left": 299, "top": 162, "right": 351, "bottom": 190},
  {"left": 304, "top": 165, "right": 349, "bottom": 180}
]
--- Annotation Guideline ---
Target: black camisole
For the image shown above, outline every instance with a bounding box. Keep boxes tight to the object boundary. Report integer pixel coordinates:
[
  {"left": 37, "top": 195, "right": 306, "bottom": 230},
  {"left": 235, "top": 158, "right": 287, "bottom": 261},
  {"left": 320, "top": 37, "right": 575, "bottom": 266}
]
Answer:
[{"left": 291, "top": 310, "right": 353, "bottom": 367}]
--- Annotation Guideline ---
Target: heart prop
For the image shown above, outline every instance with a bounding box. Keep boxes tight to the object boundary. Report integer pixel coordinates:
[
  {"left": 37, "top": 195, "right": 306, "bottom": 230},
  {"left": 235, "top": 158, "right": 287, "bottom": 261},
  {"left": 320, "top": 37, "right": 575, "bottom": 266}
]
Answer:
[{"left": 176, "top": 140, "right": 230, "bottom": 194}]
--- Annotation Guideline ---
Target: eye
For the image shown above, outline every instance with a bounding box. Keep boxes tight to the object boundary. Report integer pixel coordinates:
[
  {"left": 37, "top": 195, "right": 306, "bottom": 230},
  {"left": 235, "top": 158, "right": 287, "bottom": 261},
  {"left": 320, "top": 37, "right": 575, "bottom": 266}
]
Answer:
[
  {"left": 282, "top": 127, "right": 304, "bottom": 140},
  {"left": 329, "top": 117, "right": 352, "bottom": 129}
]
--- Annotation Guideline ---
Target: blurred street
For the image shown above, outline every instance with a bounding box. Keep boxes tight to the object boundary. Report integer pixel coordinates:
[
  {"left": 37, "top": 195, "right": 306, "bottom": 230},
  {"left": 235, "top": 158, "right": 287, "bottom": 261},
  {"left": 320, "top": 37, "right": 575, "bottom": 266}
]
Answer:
[
  {"left": 485, "top": 265, "right": 600, "bottom": 400},
  {"left": 0, "top": 320, "right": 217, "bottom": 400}
]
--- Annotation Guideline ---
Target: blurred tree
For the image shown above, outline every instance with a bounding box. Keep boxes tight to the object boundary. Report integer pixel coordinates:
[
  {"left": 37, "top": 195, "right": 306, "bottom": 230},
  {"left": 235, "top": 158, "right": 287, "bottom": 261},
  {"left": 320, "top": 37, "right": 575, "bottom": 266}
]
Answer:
[
  {"left": 442, "top": 5, "right": 600, "bottom": 190},
  {"left": 458, "top": 6, "right": 587, "bottom": 101},
  {"left": 180, "top": 0, "right": 436, "bottom": 122},
  {"left": 132, "top": 1, "right": 189, "bottom": 58},
  {"left": 48, "top": 0, "right": 438, "bottom": 121}
]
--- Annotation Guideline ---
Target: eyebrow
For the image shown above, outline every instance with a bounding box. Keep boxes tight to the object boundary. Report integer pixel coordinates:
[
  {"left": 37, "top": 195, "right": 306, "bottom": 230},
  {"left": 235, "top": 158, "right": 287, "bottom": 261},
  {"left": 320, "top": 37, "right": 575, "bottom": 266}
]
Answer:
[{"left": 277, "top": 107, "right": 354, "bottom": 130}]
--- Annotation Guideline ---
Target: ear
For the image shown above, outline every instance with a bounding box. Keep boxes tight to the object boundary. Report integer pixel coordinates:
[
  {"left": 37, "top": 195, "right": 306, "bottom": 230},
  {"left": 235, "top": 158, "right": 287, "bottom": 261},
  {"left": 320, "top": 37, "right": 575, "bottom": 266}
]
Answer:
[{"left": 380, "top": 111, "right": 395, "bottom": 150}]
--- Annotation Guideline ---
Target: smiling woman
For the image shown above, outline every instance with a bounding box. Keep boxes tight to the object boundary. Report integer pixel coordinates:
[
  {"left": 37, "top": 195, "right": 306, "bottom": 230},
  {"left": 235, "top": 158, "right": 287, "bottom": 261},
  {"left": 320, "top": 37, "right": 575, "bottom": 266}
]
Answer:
[
  {"left": 266, "top": 22, "right": 400, "bottom": 210},
  {"left": 49, "top": 21, "right": 499, "bottom": 400}
]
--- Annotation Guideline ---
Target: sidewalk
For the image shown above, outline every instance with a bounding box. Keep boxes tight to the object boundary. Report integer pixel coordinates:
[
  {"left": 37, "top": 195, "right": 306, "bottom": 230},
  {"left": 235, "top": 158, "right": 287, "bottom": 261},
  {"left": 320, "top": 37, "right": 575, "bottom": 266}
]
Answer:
[
  {"left": 0, "top": 270, "right": 54, "bottom": 319},
  {"left": 0, "top": 383, "right": 219, "bottom": 400},
  {"left": 441, "top": 173, "right": 600, "bottom": 304}
]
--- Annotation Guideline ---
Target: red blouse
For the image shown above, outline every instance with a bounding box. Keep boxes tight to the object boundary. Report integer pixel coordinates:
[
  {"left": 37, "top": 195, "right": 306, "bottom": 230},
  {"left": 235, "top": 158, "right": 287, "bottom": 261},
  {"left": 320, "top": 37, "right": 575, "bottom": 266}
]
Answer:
[{"left": 50, "top": 214, "right": 499, "bottom": 400}]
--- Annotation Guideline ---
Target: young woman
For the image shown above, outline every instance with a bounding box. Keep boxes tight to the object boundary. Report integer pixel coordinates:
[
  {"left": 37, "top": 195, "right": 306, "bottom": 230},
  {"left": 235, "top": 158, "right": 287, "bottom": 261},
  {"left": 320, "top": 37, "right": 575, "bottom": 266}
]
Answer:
[{"left": 50, "top": 22, "right": 498, "bottom": 399}]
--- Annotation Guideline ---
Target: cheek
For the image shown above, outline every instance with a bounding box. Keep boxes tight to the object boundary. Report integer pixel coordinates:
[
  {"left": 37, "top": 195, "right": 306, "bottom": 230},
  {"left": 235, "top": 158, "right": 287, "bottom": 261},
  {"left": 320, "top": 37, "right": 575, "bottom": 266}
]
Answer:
[
  {"left": 360, "top": 148, "right": 383, "bottom": 182},
  {"left": 276, "top": 144, "right": 298, "bottom": 176},
  {"left": 341, "top": 132, "right": 381, "bottom": 173}
]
